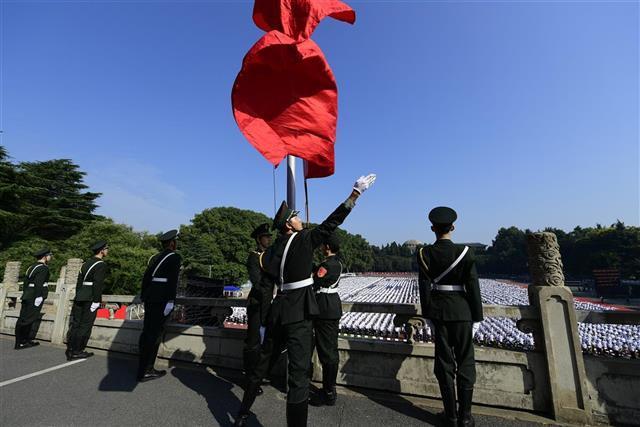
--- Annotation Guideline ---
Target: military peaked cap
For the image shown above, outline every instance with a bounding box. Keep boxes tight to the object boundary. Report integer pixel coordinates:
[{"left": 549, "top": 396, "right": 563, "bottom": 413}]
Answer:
[
  {"left": 428, "top": 206, "right": 457, "bottom": 225},
  {"left": 159, "top": 229, "right": 179, "bottom": 242},
  {"left": 91, "top": 240, "right": 108, "bottom": 253},
  {"left": 272, "top": 201, "right": 299, "bottom": 230},
  {"left": 251, "top": 223, "right": 271, "bottom": 239},
  {"left": 33, "top": 247, "right": 52, "bottom": 258}
]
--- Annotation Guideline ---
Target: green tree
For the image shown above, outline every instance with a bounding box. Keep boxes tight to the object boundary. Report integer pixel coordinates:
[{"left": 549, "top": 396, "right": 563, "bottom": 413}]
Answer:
[{"left": 179, "top": 207, "right": 272, "bottom": 283}]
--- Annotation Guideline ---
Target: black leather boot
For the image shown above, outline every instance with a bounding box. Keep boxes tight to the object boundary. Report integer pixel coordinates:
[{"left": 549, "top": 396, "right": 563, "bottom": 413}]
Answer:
[
  {"left": 322, "top": 363, "right": 338, "bottom": 406},
  {"left": 235, "top": 382, "right": 260, "bottom": 426},
  {"left": 438, "top": 381, "right": 458, "bottom": 427},
  {"left": 457, "top": 387, "right": 475, "bottom": 427},
  {"left": 286, "top": 400, "right": 308, "bottom": 427}
]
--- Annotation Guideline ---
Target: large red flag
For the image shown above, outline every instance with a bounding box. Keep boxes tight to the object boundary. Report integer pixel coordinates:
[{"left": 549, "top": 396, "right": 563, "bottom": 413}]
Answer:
[{"left": 232, "top": 0, "right": 355, "bottom": 179}]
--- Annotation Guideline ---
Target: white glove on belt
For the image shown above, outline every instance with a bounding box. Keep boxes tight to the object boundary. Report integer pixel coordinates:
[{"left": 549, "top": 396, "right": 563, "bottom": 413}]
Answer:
[
  {"left": 34, "top": 297, "right": 43, "bottom": 307},
  {"left": 472, "top": 322, "right": 481, "bottom": 337},
  {"left": 90, "top": 302, "right": 100, "bottom": 312},
  {"left": 164, "top": 301, "right": 175, "bottom": 316},
  {"left": 353, "top": 174, "right": 377, "bottom": 194}
]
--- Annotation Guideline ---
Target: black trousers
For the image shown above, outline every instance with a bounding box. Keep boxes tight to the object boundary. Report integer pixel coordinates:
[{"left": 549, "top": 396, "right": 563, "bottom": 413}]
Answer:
[
  {"left": 313, "top": 318, "right": 339, "bottom": 391},
  {"left": 66, "top": 301, "right": 98, "bottom": 352},
  {"left": 138, "top": 301, "right": 169, "bottom": 375},
  {"left": 243, "top": 301, "right": 263, "bottom": 375},
  {"left": 433, "top": 320, "right": 476, "bottom": 392},
  {"left": 15, "top": 300, "right": 43, "bottom": 344},
  {"left": 249, "top": 319, "right": 313, "bottom": 404}
]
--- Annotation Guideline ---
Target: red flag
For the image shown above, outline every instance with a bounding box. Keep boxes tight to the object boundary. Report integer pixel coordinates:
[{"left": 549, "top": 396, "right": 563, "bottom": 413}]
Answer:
[
  {"left": 232, "top": 0, "right": 355, "bottom": 179},
  {"left": 232, "top": 31, "right": 338, "bottom": 178},
  {"left": 253, "top": 0, "right": 355, "bottom": 41}
]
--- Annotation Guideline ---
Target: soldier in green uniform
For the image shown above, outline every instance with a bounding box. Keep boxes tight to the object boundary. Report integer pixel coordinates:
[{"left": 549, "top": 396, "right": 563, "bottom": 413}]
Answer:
[
  {"left": 65, "top": 241, "right": 109, "bottom": 360},
  {"left": 137, "top": 229, "right": 182, "bottom": 382},
  {"left": 235, "top": 174, "right": 376, "bottom": 427},
  {"left": 14, "top": 248, "right": 52, "bottom": 349},
  {"left": 417, "top": 207, "right": 483, "bottom": 427},
  {"left": 244, "top": 223, "right": 273, "bottom": 395},
  {"left": 310, "top": 233, "right": 343, "bottom": 406}
]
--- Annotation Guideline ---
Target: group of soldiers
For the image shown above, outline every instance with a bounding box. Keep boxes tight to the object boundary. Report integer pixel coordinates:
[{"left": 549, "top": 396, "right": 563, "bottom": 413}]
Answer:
[
  {"left": 13, "top": 173, "right": 484, "bottom": 427},
  {"left": 14, "top": 230, "right": 182, "bottom": 383}
]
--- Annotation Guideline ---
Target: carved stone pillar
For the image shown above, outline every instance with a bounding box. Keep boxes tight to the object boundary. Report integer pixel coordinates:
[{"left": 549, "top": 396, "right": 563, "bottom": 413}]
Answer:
[
  {"left": 51, "top": 259, "right": 83, "bottom": 345},
  {"left": 526, "top": 232, "right": 591, "bottom": 424},
  {"left": 0, "top": 261, "right": 22, "bottom": 325},
  {"left": 2, "top": 261, "right": 21, "bottom": 291}
]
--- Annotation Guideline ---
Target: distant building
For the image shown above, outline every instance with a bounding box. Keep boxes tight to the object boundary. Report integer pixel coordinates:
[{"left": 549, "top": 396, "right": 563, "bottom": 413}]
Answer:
[{"left": 402, "top": 240, "right": 423, "bottom": 253}]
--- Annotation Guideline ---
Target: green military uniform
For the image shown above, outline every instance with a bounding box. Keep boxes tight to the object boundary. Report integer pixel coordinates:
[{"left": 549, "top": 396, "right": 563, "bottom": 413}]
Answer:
[
  {"left": 237, "top": 200, "right": 356, "bottom": 427},
  {"left": 311, "top": 238, "right": 343, "bottom": 406},
  {"left": 417, "top": 207, "right": 483, "bottom": 427},
  {"left": 137, "top": 230, "right": 182, "bottom": 381},
  {"left": 15, "top": 248, "right": 51, "bottom": 349},
  {"left": 244, "top": 223, "right": 275, "bottom": 381},
  {"left": 66, "top": 241, "right": 109, "bottom": 359}
]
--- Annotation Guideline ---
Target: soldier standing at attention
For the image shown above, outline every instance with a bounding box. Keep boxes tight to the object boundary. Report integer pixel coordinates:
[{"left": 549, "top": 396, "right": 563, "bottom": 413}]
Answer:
[
  {"left": 310, "top": 233, "right": 343, "bottom": 407},
  {"left": 137, "top": 229, "right": 182, "bottom": 382},
  {"left": 417, "top": 207, "right": 483, "bottom": 427},
  {"left": 244, "top": 223, "right": 273, "bottom": 395},
  {"left": 14, "top": 248, "right": 52, "bottom": 349},
  {"left": 66, "top": 241, "right": 109, "bottom": 360},
  {"left": 235, "top": 174, "right": 376, "bottom": 427}
]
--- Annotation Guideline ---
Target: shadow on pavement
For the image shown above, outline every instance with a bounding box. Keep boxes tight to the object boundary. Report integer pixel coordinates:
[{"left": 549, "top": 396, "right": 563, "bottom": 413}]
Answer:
[{"left": 170, "top": 350, "right": 262, "bottom": 427}]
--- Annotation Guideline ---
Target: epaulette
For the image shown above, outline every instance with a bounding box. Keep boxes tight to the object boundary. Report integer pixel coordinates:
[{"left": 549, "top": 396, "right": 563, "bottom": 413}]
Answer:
[{"left": 418, "top": 246, "right": 430, "bottom": 274}]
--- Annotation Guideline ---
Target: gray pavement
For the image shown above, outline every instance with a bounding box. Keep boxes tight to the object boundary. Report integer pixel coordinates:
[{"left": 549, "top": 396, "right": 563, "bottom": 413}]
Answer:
[{"left": 0, "top": 336, "right": 548, "bottom": 426}]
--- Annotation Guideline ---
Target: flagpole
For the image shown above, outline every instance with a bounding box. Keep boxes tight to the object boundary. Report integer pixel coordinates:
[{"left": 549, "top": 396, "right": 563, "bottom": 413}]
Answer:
[{"left": 287, "top": 155, "right": 296, "bottom": 210}]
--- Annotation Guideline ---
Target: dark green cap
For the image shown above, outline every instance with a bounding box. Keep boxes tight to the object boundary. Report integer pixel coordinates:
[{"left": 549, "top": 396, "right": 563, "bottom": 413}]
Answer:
[
  {"left": 272, "top": 201, "right": 299, "bottom": 231},
  {"left": 33, "top": 247, "right": 52, "bottom": 258},
  {"left": 159, "top": 229, "right": 179, "bottom": 242},
  {"left": 428, "top": 206, "right": 457, "bottom": 225},
  {"left": 251, "top": 223, "right": 271, "bottom": 239},
  {"left": 91, "top": 240, "right": 108, "bottom": 253}
]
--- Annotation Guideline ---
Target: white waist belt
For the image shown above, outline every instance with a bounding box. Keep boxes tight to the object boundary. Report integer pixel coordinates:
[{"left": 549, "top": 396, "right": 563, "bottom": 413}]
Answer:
[
  {"left": 43, "top": 283, "right": 48, "bottom": 287},
  {"left": 316, "top": 287, "right": 339, "bottom": 294},
  {"left": 433, "top": 284, "right": 464, "bottom": 292},
  {"left": 152, "top": 277, "right": 168, "bottom": 283},
  {"left": 280, "top": 277, "right": 313, "bottom": 291},
  {"left": 82, "top": 281, "right": 93, "bottom": 286},
  {"left": 28, "top": 283, "right": 35, "bottom": 287}
]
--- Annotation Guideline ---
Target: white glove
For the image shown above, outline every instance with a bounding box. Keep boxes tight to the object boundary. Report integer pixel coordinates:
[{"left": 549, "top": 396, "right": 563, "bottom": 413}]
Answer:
[
  {"left": 353, "top": 174, "right": 377, "bottom": 194},
  {"left": 164, "top": 301, "right": 175, "bottom": 316},
  {"left": 90, "top": 302, "right": 100, "bottom": 312},
  {"left": 259, "top": 326, "right": 266, "bottom": 344},
  {"left": 472, "top": 322, "right": 481, "bottom": 337},
  {"left": 34, "top": 297, "right": 43, "bottom": 307},
  {"left": 425, "top": 319, "right": 436, "bottom": 333}
]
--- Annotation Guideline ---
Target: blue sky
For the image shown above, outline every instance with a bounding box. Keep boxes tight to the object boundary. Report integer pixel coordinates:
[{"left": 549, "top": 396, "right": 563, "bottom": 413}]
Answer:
[{"left": 2, "top": 0, "right": 638, "bottom": 246}]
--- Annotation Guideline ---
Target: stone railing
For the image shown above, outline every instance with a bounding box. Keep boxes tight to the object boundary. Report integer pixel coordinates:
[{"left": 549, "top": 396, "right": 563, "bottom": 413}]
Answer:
[{"left": 1, "top": 233, "right": 639, "bottom": 425}]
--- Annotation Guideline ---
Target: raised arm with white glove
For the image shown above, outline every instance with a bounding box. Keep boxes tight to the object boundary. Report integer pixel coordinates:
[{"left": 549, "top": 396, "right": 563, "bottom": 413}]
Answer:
[
  {"left": 353, "top": 174, "right": 377, "bottom": 195},
  {"left": 34, "top": 297, "right": 43, "bottom": 307}
]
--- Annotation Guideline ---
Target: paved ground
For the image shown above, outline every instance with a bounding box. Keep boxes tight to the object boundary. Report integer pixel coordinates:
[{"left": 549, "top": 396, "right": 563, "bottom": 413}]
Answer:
[{"left": 0, "top": 336, "right": 550, "bottom": 427}]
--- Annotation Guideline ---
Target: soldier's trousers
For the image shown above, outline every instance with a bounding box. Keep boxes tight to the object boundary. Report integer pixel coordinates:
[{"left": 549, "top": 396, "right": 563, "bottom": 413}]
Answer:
[
  {"left": 66, "top": 301, "right": 98, "bottom": 352},
  {"left": 138, "top": 302, "right": 169, "bottom": 375},
  {"left": 313, "top": 319, "right": 339, "bottom": 389},
  {"left": 248, "top": 319, "right": 313, "bottom": 404},
  {"left": 433, "top": 320, "right": 476, "bottom": 391},
  {"left": 15, "top": 300, "right": 43, "bottom": 344},
  {"left": 243, "top": 302, "right": 262, "bottom": 375}
]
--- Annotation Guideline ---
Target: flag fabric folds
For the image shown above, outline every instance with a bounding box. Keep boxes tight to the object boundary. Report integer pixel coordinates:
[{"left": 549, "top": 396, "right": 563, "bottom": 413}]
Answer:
[{"left": 232, "top": 0, "right": 355, "bottom": 179}]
